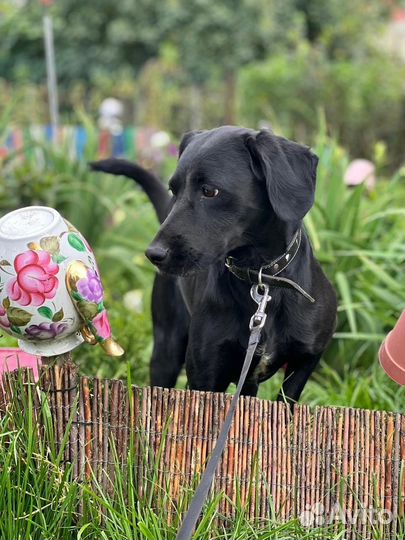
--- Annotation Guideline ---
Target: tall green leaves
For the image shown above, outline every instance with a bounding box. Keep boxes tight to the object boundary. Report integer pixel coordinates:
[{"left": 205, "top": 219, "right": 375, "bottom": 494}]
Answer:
[{"left": 305, "top": 132, "right": 405, "bottom": 369}]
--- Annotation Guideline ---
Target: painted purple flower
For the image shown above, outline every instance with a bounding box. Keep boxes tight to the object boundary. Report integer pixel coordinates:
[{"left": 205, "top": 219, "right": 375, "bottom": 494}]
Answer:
[
  {"left": 25, "top": 322, "right": 68, "bottom": 340},
  {"left": 76, "top": 269, "right": 103, "bottom": 304}
]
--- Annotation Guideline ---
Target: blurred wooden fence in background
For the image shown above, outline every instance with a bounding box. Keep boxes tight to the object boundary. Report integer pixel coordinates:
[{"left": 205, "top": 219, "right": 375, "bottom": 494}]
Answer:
[{"left": 0, "top": 125, "right": 178, "bottom": 162}]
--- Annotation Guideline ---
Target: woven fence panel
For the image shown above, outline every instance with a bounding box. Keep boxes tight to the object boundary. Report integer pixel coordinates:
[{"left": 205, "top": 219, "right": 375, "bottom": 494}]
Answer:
[{"left": 1, "top": 364, "right": 404, "bottom": 539}]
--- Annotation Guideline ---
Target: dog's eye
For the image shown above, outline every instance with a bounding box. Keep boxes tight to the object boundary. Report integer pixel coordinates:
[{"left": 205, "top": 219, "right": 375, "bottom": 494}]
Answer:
[{"left": 201, "top": 185, "right": 219, "bottom": 198}]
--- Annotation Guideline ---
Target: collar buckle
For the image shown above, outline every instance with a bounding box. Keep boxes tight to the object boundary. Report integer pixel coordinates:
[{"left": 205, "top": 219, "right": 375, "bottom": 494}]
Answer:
[{"left": 225, "top": 256, "right": 234, "bottom": 269}]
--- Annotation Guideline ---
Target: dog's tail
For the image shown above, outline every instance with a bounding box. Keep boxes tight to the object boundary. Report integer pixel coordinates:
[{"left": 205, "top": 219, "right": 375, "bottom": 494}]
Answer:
[{"left": 90, "top": 158, "right": 170, "bottom": 224}]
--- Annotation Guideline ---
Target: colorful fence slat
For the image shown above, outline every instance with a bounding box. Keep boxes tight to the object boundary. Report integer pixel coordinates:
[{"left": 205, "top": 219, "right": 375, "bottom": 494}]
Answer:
[{"left": 0, "top": 125, "right": 177, "bottom": 163}]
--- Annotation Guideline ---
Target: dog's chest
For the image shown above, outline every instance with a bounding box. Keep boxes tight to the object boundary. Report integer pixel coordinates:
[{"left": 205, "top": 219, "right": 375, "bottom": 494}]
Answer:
[
  {"left": 252, "top": 333, "right": 280, "bottom": 381},
  {"left": 253, "top": 351, "right": 274, "bottom": 381},
  {"left": 238, "top": 310, "right": 279, "bottom": 381}
]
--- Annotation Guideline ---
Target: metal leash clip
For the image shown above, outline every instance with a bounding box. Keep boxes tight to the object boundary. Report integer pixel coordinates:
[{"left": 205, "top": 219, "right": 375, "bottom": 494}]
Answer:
[{"left": 249, "top": 283, "right": 271, "bottom": 329}]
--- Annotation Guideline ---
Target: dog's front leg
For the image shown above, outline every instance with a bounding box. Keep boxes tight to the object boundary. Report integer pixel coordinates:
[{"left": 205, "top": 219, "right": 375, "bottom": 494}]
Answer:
[
  {"left": 185, "top": 314, "right": 245, "bottom": 393},
  {"left": 187, "top": 346, "right": 260, "bottom": 396},
  {"left": 185, "top": 344, "right": 235, "bottom": 393},
  {"left": 240, "top": 379, "right": 259, "bottom": 397}
]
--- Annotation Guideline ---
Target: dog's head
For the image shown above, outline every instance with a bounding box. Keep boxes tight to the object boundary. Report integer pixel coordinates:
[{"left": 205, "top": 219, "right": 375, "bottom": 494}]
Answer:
[{"left": 146, "top": 126, "right": 318, "bottom": 275}]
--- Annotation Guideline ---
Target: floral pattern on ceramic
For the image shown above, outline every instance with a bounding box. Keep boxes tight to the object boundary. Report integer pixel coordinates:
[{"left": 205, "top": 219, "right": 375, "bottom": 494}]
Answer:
[
  {"left": 77, "top": 268, "right": 104, "bottom": 304},
  {"left": 7, "top": 249, "right": 59, "bottom": 306},
  {"left": 25, "top": 322, "right": 68, "bottom": 340},
  {"left": 92, "top": 310, "right": 111, "bottom": 340},
  {"left": 65, "top": 260, "right": 122, "bottom": 356},
  {"left": 0, "top": 206, "right": 124, "bottom": 356},
  {"left": 0, "top": 306, "right": 10, "bottom": 328}
]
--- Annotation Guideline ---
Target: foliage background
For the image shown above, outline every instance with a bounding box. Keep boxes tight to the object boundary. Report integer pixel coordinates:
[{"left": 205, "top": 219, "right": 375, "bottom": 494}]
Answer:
[
  {"left": 0, "top": 116, "right": 404, "bottom": 410},
  {"left": 0, "top": 0, "right": 404, "bottom": 407},
  {"left": 0, "top": 0, "right": 404, "bottom": 166}
]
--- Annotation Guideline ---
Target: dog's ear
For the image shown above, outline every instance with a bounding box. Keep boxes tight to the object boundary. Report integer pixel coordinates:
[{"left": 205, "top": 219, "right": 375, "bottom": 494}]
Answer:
[
  {"left": 178, "top": 130, "right": 204, "bottom": 157},
  {"left": 245, "top": 129, "right": 318, "bottom": 221}
]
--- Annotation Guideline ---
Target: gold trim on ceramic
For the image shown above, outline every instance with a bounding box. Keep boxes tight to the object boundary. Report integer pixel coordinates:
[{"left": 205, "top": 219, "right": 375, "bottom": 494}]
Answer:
[
  {"left": 66, "top": 260, "right": 125, "bottom": 357},
  {"left": 66, "top": 259, "right": 88, "bottom": 289},
  {"left": 100, "top": 338, "right": 125, "bottom": 356},
  {"left": 80, "top": 325, "right": 98, "bottom": 345}
]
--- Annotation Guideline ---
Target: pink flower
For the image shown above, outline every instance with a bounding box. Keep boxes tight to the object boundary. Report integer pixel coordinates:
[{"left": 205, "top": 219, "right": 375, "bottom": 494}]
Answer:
[
  {"left": 7, "top": 250, "right": 59, "bottom": 307},
  {"left": 0, "top": 306, "right": 10, "bottom": 328},
  {"left": 92, "top": 310, "right": 111, "bottom": 340}
]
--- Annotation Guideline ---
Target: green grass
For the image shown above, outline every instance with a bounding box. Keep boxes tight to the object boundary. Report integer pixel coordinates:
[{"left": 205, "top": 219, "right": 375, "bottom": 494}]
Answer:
[
  {"left": 259, "top": 360, "right": 405, "bottom": 411},
  {"left": 303, "top": 118, "right": 405, "bottom": 373}
]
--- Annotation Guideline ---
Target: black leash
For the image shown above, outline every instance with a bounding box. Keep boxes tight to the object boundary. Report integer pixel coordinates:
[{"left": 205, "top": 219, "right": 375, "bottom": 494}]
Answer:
[{"left": 175, "top": 284, "right": 271, "bottom": 540}]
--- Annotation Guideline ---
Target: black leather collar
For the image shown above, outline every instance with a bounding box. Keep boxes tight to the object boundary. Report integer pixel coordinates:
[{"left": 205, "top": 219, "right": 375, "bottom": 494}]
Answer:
[{"left": 225, "top": 228, "right": 315, "bottom": 303}]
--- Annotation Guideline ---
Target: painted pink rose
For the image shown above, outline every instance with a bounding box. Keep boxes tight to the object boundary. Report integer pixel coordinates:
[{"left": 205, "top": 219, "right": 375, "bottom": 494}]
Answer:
[
  {"left": 0, "top": 306, "right": 10, "bottom": 328},
  {"left": 7, "top": 250, "right": 59, "bottom": 307},
  {"left": 92, "top": 310, "right": 111, "bottom": 340}
]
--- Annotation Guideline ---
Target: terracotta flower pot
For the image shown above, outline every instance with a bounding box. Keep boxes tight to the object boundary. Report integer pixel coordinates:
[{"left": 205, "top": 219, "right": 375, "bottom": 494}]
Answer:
[{"left": 379, "top": 310, "right": 405, "bottom": 386}]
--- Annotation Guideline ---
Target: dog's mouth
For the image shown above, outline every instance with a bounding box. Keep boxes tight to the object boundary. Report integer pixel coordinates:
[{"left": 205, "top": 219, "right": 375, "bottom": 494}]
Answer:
[
  {"left": 149, "top": 248, "right": 221, "bottom": 277},
  {"left": 157, "top": 266, "right": 202, "bottom": 278},
  {"left": 153, "top": 258, "right": 208, "bottom": 277}
]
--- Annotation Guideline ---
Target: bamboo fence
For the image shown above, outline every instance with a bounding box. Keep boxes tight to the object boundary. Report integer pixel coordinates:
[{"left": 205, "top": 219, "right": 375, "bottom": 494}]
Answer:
[{"left": 1, "top": 364, "right": 404, "bottom": 539}]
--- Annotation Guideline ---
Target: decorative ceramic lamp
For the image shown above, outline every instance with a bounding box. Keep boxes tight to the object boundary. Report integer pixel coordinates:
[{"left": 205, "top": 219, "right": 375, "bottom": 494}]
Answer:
[{"left": 0, "top": 206, "right": 124, "bottom": 357}]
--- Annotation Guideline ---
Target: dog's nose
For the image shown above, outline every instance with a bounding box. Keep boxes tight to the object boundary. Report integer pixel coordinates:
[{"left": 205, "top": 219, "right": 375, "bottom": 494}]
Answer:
[{"left": 145, "top": 245, "right": 169, "bottom": 265}]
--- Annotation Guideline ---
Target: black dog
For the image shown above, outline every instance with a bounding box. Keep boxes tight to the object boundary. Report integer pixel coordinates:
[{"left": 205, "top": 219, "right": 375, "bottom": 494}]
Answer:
[{"left": 91, "top": 126, "right": 337, "bottom": 403}]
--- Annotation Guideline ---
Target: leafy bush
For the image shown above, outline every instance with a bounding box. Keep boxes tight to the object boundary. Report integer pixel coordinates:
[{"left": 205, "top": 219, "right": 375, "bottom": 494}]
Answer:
[
  {"left": 238, "top": 46, "right": 405, "bottom": 166},
  {"left": 306, "top": 124, "right": 405, "bottom": 372}
]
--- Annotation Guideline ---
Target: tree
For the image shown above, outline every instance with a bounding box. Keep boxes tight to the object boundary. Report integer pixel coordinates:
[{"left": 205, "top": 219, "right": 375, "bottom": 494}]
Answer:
[
  {"left": 164, "top": 0, "right": 297, "bottom": 124},
  {"left": 0, "top": 0, "right": 167, "bottom": 84},
  {"left": 0, "top": 0, "right": 297, "bottom": 126},
  {"left": 295, "top": 0, "right": 386, "bottom": 58}
]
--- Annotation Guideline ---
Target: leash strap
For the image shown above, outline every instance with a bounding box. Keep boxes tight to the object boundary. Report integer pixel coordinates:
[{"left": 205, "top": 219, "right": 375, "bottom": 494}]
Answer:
[
  {"left": 175, "top": 285, "right": 271, "bottom": 540},
  {"left": 227, "top": 265, "right": 315, "bottom": 303}
]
